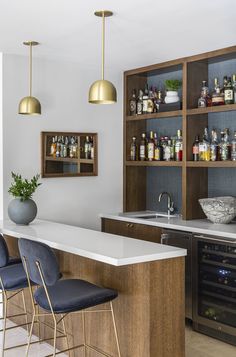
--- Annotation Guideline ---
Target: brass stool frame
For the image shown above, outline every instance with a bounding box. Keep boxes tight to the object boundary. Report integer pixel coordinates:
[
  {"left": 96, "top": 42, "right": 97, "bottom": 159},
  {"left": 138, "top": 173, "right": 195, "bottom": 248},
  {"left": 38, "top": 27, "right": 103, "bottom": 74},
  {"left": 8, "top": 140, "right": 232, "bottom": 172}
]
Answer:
[{"left": 23, "top": 256, "right": 122, "bottom": 357}]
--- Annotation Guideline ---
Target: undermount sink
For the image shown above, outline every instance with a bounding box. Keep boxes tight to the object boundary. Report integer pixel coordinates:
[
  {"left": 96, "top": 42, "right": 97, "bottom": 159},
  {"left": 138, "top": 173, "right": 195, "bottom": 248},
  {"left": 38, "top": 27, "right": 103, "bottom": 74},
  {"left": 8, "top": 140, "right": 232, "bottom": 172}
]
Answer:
[{"left": 134, "top": 213, "right": 178, "bottom": 219}]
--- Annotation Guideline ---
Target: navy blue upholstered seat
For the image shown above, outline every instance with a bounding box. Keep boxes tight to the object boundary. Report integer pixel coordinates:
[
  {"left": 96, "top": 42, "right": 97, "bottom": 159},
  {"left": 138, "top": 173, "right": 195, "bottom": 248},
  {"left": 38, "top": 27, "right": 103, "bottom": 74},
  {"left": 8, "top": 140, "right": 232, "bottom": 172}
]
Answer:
[
  {"left": 0, "top": 233, "right": 21, "bottom": 267},
  {"left": 34, "top": 279, "right": 118, "bottom": 313},
  {"left": 0, "top": 263, "right": 29, "bottom": 291}
]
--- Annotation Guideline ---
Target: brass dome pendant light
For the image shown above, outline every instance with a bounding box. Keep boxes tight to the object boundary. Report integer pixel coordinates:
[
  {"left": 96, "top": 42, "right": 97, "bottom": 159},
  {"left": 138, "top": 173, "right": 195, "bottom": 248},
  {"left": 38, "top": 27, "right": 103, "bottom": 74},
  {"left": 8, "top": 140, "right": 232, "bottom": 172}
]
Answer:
[
  {"left": 88, "top": 10, "right": 117, "bottom": 104},
  {"left": 18, "top": 41, "right": 41, "bottom": 115}
]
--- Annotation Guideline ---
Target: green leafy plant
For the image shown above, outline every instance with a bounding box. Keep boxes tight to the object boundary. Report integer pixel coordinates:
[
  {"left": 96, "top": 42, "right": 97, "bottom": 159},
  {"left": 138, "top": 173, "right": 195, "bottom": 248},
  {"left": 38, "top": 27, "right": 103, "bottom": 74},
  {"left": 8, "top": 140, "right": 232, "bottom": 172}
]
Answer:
[
  {"left": 165, "top": 79, "right": 182, "bottom": 91},
  {"left": 8, "top": 172, "right": 41, "bottom": 201}
]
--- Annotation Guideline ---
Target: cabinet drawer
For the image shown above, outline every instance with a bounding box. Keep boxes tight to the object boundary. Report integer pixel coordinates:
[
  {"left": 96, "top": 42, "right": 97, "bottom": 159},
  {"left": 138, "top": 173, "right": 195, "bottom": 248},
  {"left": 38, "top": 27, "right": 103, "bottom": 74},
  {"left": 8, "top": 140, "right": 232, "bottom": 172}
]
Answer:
[{"left": 101, "top": 218, "right": 162, "bottom": 243}]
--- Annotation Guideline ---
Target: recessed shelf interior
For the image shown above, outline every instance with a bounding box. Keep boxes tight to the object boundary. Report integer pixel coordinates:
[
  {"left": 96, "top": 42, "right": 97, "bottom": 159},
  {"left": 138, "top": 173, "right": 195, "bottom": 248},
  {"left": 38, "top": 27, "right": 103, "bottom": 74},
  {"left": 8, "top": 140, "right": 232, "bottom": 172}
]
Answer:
[{"left": 208, "top": 168, "right": 236, "bottom": 198}]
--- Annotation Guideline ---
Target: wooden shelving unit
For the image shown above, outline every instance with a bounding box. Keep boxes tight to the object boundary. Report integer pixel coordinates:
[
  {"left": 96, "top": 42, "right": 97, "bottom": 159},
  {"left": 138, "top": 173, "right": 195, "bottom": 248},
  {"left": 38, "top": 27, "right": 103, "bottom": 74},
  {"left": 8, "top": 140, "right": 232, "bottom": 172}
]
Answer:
[
  {"left": 123, "top": 45, "right": 236, "bottom": 220},
  {"left": 41, "top": 131, "right": 98, "bottom": 178}
]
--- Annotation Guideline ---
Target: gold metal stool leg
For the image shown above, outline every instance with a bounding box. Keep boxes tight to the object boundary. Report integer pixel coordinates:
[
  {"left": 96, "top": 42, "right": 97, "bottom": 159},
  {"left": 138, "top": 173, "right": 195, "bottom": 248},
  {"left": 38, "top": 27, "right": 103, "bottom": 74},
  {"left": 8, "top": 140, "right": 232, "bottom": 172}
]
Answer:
[
  {"left": 61, "top": 314, "right": 71, "bottom": 357},
  {"left": 82, "top": 311, "right": 87, "bottom": 357},
  {"left": 21, "top": 290, "right": 29, "bottom": 335},
  {"left": 2, "top": 291, "right": 7, "bottom": 357},
  {"left": 26, "top": 313, "right": 35, "bottom": 357},
  {"left": 110, "top": 302, "right": 121, "bottom": 357}
]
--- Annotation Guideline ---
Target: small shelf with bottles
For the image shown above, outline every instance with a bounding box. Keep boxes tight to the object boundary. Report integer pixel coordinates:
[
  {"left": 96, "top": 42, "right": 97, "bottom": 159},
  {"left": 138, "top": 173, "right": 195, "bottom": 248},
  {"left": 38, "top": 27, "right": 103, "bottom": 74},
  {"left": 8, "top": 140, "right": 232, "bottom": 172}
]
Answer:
[{"left": 41, "top": 132, "right": 98, "bottom": 178}]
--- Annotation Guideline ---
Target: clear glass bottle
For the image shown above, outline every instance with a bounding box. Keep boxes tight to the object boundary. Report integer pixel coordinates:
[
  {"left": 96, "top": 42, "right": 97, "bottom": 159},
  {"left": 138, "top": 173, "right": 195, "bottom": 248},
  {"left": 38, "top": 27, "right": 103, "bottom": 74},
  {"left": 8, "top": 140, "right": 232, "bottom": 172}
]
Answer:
[
  {"left": 147, "top": 131, "right": 155, "bottom": 161},
  {"left": 224, "top": 77, "right": 234, "bottom": 105},
  {"left": 198, "top": 81, "right": 208, "bottom": 108},
  {"left": 212, "top": 78, "right": 224, "bottom": 106},
  {"left": 219, "top": 129, "right": 230, "bottom": 161},
  {"left": 56, "top": 136, "right": 61, "bottom": 158},
  {"left": 85, "top": 136, "right": 92, "bottom": 159},
  {"left": 60, "top": 136, "right": 66, "bottom": 158},
  {"left": 139, "top": 133, "right": 147, "bottom": 161},
  {"left": 137, "top": 90, "right": 143, "bottom": 115},
  {"left": 130, "top": 136, "right": 138, "bottom": 161},
  {"left": 232, "top": 74, "right": 236, "bottom": 104},
  {"left": 147, "top": 88, "right": 154, "bottom": 113},
  {"left": 142, "top": 84, "right": 149, "bottom": 114},
  {"left": 90, "top": 137, "right": 94, "bottom": 160},
  {"left": 210, "top": 129, "right": 218, "bottom": 161},
  {"left": 231, "top": 131, "right": 236, "bottom": 161},
  {"left": 192, "top": 135, "right": 200, "bottom": 161},
  {"left": 69, "top": 136, "right": 78, "bottom": 158},
  {"left": 199, "top": 128, "right": 210, "bottom": 161},
  {"left": 174, "top": 129, "right": 183, "bottom": 161},
  {"left": 129, "top": 89, "right": 137, "bottom": 116}
]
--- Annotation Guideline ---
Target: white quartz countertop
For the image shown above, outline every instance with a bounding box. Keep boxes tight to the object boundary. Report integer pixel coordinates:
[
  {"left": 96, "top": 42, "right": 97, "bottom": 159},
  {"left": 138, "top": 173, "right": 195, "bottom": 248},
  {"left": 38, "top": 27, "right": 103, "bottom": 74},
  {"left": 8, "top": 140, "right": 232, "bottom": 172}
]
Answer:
[
  {"left": 100, "top": 212, "right": 236, "bottom": 241},
  {"left": 0, "top": 219, "right": 186, "bottom": 266}
]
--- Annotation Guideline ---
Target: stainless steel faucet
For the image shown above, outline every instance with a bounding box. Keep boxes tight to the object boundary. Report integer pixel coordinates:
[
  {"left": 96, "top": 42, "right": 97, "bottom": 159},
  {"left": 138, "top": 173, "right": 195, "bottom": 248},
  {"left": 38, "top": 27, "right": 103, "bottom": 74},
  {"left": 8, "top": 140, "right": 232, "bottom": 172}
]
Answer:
[{"left": 158, "top": 192, "right": 174, "bottom": 216}]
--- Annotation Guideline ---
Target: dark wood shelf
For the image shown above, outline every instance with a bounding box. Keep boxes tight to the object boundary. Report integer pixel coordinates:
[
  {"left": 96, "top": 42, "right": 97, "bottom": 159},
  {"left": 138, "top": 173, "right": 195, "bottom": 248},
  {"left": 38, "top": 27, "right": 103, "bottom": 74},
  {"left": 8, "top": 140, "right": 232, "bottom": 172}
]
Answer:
[
  {"left": 126, "top": 110, "right": 182, "bottom": 121},
  {"left": 45, "top": 156, "right": 79, "bottom": 163},
  {"left": 187, "top": 104, "right": 236, "bottom": 116},
  {"left": 186, "top": 161, "right": 236, "bottom": 168},
  {"left": 80, "top": 159, "right": 94, "bottom": 164},
  {"left": 125, "top": 160, "right": 183, "bottom": 167}
]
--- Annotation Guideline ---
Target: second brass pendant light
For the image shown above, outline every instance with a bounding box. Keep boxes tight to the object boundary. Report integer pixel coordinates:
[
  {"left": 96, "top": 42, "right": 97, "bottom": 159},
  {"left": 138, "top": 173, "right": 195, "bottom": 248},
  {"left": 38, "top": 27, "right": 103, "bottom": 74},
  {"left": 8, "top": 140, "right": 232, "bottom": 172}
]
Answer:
[
  {"left": 88, "top": 10, "right": 117, "bottom": 104},
  {"left": 18, "top": 41, "right": 41, "bottom": 115}
]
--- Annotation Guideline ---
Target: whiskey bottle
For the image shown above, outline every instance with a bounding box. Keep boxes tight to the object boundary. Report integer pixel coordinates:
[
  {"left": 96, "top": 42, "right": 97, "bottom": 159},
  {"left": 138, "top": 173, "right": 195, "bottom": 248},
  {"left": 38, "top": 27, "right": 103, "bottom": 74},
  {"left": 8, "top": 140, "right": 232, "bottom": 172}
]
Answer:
[
  {"left": 199, "top": 128, "right": 210, "bottom": 161},
  {"left": 129, "top": 89, "right": 137, "bottom": 116},
  {"left": 198, "top": 81, "right": 207, "bottom": 108},
  {"left": 224, "top": 77, "right": 234, "bottom": 105},
  {"left": 137, "top": 90, "right": 143, "bottom": 115},
  {"left": 130, "top": 137, "right": 138, "bottom": 161},
  {"left": 85, "top": 136, "right": 92, "bottom": 159},
  {"left": 210, "top": 129, "right": 218, "bottom": 161},
  {"left": 147, "top": 88, "right": 154, "bottom": 113},
  {"left": 60, "top": 136, "right": 67, "bottom": 158},
  {"left": 175, "top": 129, "right": 183, "bottom": 161},
  {"left": 231, "top": 131, "right": 236, "bottom": 161},
  {"left": 155, "top": 90, "right": 163, "bottom": 112},
  {"left": 139, "top": 133, "right": 147, "bottom": 161},
  {"left": 90, "top": 137, "right": 94, "bottom": 160},
  {"left": 147, "top": 131, "right": 155, "bottom": 161},
  {"left": 154, "top": 133, "right": 162, "bottom": 161},
  {"left": 142, "top": 84, "right": 149, "bottom": 114},
  {"left": 69, "top": 136, "right": 78, "bottom": 158},
  {"left": 233, "top": 74, "right": 236, "bottom": 103},
  {"left": 212, "top": 78, "right": 224, "bottom": 106},
  {"left": 219, "top": 129, "right": 230, "bottom": 161},
  {"left": 192, "top": 135, "right": 200, "bottom": 161},
  {"left": 50, "top": 137, "right": 57, "bottom": 157},
  {"left": 56, "top": 136, "right": 61, "bottom": 158}
]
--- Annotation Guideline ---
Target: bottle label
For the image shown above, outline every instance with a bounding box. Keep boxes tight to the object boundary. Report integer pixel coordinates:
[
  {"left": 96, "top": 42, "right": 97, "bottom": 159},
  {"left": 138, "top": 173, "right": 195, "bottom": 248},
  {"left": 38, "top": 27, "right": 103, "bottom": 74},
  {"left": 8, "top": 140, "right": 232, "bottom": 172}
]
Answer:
[
  {"left": 148, "top": 143, "right": 154, "bottom": 160},
  {"left": 143, "top": 99, "right": 148, "bottom": 113},
  {"left": 225, "top": 89, "right": 233, "bottom": 101},
  {"left": 163, "top": 147, "right": 171, "bottom": 161},
  {"left": 140, "top": 145, "right": 145, "bottom": 159},
  {"left": 137, "top": 102, "right": 142, "bottom": 115},
  {"left": 147, "top": 99, "right": 154, "bottom": 113},
  {"left": 154, "top": 148, "right": 161, "bottom": 161},
  {"left": 130, "top": 100, "right": 136, "bottom": 114},
  {"left": 212, "top": 96, "right": 223, "bottom": 104},
  {"left": 193, "top": 146, "right": 199, "bottom": 154}
]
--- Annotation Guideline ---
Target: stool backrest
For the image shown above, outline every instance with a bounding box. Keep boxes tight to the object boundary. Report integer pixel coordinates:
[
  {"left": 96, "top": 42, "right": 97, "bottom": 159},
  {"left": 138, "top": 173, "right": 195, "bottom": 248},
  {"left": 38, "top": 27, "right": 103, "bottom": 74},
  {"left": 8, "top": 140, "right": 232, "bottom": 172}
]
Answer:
[
  {"left": 0, "top": 234, "right": 9, "bottom": 267},
  {"left": 18, "top": 238, "right": 60, "bottom": 286}
]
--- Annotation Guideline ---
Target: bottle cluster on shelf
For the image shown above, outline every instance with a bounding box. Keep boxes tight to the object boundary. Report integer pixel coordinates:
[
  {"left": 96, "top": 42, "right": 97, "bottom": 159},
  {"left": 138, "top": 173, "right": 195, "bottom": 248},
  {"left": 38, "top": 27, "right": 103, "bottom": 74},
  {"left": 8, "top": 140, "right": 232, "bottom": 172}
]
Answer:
[
  {"left": 198, "top": 75, "right": 236, "bottom": 108},
  {"left": 129, "top": 84, "right": 166, "bottom": 116},
  {"left": 192, "top": 127, "right": 236, "bottom": 161},
  {"left": 130, "top": 130, "right": 183, "bottom": 162},
  {"left": 49, "top": 135, "right": 94, "bottom": 160}
]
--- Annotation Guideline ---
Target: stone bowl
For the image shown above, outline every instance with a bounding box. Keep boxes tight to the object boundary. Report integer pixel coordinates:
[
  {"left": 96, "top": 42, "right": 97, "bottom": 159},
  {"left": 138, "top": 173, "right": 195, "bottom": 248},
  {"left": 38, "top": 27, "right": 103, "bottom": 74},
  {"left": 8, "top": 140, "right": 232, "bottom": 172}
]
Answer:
[{"left": 199, "top": 196, "right": 236, "bottom": 224}]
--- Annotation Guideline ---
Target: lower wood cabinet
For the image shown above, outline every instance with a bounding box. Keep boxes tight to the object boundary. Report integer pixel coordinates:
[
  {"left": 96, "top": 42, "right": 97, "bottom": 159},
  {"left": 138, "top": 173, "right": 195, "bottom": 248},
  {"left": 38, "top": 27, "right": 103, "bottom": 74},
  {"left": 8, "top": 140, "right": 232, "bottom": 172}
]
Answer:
[{"left": 101, "top": 218, "right": 162, "bottom": 243}]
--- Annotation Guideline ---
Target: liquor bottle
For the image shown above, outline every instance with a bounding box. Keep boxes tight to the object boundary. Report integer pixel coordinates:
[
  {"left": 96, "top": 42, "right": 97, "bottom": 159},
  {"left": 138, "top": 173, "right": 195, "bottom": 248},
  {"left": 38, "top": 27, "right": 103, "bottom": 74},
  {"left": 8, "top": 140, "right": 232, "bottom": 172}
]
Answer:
[
  {"left": 212, "top": 78, "right": 224, "bottom": 106},
  {"left": 231, "top": 131, "right": 236, "bottom": 161},
  {"left": 137, "top": 90, "right": 143, "bottom": 115},
  {"left": 232, "top": 74, "right": 236, "bottom": 103},
  {"left": 152, "top": 87, "right": 158, "bottom": 113},
  {"left": 56, "top": 136, "right": 61, "bottom": 158},
  {"left": 60, "top": 136, "right": 66, "bottom": 158},
  {"left": 199, "top": 128, "right": 210, "bottom": 161},
  {"left": 223, "top": 75, "right": 228, "bottom": 100},
  {"left": 175, "top": 129, "right": 183, "bottom": 161},
  {"left": 210, "top": 129, "right": 218, "bottom": 161},
  {"left": 85, "top": 136, "right": 92, "bottom": 159},
  {"left": 130, "top": 137, "right": 138, "bottom": 161},
  {"left": 69, "top": 136, "right": 78, "bottom": 158},
  {"left": 50, "top": 137, "right": 57, "bottom": 157},
  {"left": 129, "top": 89, "right": 137, "bottom": 116},
  {"left": 139, "top": 133, "right": 147, "bottom": 161},
  {"left": 192, "top": 135, "right": 200, "bottom": 161},
  {"left": 155, "top": 90, "right": 163, "bottom": 112},
  {"left": 90, "top": 137, "right": 94, "bottom": 160},
  {"left": 147, "top": 131, "right": 155, "bottom": 161},
  {"left": 142, "top": 84, "right": 149, "bottom": 114},
  {"left": 147, "top": 88, "right": 154, "bottom": 113},
  {"left": 64, "top": 136, "right": 69, "bottom": 157},
  {"left": 219, "top": 129, "right": 230, "bottom": 161},
  {"left": 224, "top": 77, "right": 234, "bottom": 105},
  {"left": 170, "top": 136, "right": 176, "bottom": 160},
  {"left": 163, "top": 139, "right": 171, "bottom": 161},
  {"left": 154, "top": 133, "right": 162, "bottom": 161},
  {"left": 198, "top": 81, "right": 207, "bottom": 108}
]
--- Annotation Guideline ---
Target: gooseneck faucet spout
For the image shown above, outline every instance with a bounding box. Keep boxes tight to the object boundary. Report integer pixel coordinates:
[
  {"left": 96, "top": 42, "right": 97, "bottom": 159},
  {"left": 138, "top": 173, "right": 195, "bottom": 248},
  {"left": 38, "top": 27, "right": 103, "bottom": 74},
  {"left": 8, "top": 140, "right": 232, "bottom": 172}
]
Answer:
[{"left": 158, "top": 192, "right": 174, "bottom": 216}]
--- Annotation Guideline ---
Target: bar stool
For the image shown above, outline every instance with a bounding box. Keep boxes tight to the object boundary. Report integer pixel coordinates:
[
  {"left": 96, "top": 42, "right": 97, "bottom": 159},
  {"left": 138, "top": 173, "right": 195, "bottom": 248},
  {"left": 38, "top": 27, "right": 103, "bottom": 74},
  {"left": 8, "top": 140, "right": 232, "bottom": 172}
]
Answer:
[
  {"left": 0, "top": 233, "right": 31, "bottom": 355},
  {"left": 19, "top": 238, "right": 122, "bottom": 357}
]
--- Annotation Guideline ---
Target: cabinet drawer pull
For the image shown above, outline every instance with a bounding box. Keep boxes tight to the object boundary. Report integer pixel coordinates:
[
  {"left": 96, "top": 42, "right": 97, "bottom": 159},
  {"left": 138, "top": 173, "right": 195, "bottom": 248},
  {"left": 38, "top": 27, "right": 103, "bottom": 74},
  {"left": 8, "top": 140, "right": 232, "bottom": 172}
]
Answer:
[{"left": 126, "top": 223, "right": 134, "bottom": 228}]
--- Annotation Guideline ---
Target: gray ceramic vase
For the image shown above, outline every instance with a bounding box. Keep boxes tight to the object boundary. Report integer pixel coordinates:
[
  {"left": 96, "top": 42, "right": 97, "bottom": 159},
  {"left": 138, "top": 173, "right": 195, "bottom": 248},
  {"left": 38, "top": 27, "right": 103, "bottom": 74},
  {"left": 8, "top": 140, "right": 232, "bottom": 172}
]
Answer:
[{"left": 8, "top": 198, "right": 37, "bottom": 225}]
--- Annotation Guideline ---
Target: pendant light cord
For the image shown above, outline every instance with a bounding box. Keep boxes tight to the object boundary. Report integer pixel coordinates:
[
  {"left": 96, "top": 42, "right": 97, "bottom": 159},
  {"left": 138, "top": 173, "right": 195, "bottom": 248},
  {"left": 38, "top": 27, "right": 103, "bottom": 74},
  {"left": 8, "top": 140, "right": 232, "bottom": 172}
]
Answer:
[
  {"left": 102, "top": 11, "right": 105, "bottom": 80},
  {"left": 29, "top": 43, "right": 32, "bottom": 97}
]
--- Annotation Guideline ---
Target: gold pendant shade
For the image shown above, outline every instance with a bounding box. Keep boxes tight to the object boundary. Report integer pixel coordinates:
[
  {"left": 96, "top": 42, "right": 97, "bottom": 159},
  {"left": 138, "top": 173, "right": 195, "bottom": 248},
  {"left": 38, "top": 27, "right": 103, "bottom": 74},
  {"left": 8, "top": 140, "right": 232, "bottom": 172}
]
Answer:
[
  {"left": 89, "top": 11, "right": 117, "bottom": 104},
  {"left": 19, "top": 41, "right": 41, "bottom": 115}
]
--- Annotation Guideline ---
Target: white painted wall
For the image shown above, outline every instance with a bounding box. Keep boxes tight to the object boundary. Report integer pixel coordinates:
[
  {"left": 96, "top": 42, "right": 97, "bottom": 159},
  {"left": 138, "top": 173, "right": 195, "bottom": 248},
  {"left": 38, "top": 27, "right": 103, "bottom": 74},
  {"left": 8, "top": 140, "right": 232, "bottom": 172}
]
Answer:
[
  {"left": 0, "top": 53, "right": 3, "bottom": 220},
  {"left": 2, "top": 54, "right": 123, "bottom": 230}
]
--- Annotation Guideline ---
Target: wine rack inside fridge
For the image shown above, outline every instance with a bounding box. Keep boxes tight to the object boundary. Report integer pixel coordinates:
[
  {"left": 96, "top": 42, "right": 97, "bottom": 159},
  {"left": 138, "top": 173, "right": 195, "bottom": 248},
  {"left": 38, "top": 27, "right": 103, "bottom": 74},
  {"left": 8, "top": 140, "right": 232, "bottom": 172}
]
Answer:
[{"left": 193, "top": 235, "right": 236, "bottom": 345}]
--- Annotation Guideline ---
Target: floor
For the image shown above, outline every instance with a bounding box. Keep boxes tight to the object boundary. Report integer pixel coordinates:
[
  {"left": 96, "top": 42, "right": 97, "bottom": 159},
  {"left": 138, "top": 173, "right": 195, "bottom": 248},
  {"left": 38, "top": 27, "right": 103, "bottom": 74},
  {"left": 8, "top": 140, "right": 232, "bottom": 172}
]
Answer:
[{"left": 0, "top": 319, "right": 236, "bottom": 356}]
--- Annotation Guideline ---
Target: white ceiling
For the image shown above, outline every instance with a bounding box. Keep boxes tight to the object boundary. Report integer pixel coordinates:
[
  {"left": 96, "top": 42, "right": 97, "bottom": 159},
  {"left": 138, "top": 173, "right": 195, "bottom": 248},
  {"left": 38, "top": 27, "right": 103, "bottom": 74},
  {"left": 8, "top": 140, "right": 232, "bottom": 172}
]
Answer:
[{"left": 0, "top": 0, "right": 235, "bottom": 72}]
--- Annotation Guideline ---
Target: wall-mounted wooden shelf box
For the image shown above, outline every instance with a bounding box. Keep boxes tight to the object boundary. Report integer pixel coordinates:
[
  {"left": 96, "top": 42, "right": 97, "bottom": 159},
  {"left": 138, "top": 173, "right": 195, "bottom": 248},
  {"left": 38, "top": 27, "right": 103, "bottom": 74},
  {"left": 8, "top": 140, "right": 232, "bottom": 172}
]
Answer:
[{"left": 41, "top": 131, "right": 98, "bottom": 178}]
